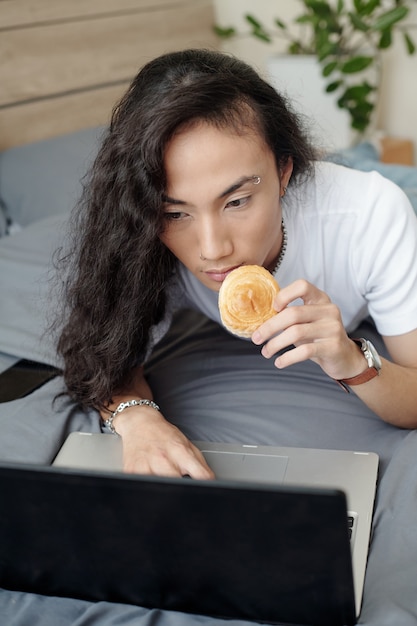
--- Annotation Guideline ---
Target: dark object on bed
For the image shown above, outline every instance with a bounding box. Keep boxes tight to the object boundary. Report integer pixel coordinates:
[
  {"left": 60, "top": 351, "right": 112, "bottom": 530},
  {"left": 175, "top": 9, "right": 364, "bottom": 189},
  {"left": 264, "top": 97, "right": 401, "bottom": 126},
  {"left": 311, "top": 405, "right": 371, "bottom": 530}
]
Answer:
[
  {"left": 0, "top": 461, "right": 356, "bottom": 626},
  {"left": 0, "top": 359, "right": 60, "bottom": 403}
]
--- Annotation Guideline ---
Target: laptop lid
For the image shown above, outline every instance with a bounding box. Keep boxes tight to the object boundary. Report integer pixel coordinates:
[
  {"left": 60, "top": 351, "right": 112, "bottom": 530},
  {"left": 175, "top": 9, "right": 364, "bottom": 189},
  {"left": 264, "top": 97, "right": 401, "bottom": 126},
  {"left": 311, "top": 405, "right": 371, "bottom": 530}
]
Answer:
[
  {"left": 0, "top": 461, "right": 357, "bottom": 626},
  {"left": 53, "top": 432, "right": 379, "bottom": 617}
]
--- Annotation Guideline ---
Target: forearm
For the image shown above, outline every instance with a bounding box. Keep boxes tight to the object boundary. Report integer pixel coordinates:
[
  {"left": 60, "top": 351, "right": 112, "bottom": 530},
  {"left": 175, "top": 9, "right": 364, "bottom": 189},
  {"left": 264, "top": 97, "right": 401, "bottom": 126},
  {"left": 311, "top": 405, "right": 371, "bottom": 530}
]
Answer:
[{"left": 349, "top": 358, "right": 417, "bottom": 428}]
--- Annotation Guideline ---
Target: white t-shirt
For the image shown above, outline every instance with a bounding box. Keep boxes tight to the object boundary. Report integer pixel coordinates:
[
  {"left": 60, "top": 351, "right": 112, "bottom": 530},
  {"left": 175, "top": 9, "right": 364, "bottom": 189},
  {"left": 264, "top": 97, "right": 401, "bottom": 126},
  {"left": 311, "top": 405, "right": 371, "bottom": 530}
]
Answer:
[{"left": 165, "top": 161, "right": 417, "bottom": 340}]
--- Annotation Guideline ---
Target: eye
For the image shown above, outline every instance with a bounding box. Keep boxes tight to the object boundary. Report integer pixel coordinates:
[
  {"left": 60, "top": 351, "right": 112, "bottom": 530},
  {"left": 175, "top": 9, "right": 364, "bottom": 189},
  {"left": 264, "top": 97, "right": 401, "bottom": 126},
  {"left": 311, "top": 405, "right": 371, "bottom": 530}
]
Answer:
[
  {"left": 225, "top": 196, "right": 250, "bottom": 209},
  {"left": 164, "top": 211, "right": 187, "bottom": 221}
]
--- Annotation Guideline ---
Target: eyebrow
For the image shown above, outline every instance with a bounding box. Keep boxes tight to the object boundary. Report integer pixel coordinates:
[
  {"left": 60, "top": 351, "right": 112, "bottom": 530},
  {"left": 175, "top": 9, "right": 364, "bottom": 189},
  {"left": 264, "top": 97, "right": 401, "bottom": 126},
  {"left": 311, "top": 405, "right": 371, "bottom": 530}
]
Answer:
[
  {"left": 163, "top": 175, "right": 259, "bottom": 205},
  {"left": 219, "top": 175, "right": 259, "bottom": 198}
]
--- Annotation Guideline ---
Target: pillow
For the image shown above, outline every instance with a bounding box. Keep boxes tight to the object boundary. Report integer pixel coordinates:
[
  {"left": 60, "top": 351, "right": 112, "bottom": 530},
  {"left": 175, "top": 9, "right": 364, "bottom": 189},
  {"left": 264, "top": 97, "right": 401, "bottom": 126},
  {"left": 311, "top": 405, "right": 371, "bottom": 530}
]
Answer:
[
  {"left": 0, "top": 126, "right": 105, "bottom": 229},
  {"left": 0, "top": 214, "right": 68, "bottom": 365}
]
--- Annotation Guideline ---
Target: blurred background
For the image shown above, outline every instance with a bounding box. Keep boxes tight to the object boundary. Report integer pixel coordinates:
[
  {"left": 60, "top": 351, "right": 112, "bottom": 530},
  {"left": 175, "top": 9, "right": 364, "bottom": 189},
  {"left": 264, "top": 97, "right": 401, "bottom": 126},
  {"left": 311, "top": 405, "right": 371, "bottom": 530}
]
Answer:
[
  {"left": 1, "top": 0, "right": 416, "bottom": 161},
  {"left": 214, "top": 0, "right": 417, "bottom": 161}
]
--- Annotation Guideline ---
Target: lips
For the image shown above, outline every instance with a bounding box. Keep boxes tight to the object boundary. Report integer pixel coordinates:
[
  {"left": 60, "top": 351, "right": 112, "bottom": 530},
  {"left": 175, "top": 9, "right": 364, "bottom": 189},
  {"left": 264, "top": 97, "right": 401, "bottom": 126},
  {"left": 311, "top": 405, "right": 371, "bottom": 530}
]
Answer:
[{"left": 204, "top": 265, "right": 241, "bottom": 283}]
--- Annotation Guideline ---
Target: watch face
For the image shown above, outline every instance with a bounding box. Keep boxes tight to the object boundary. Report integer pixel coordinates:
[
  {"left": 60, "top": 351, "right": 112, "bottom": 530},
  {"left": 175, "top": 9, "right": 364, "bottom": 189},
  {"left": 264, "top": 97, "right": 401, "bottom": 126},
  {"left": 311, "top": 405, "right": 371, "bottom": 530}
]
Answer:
[{"left": 364, "top": 340, "right": 382, "bottom": 371}]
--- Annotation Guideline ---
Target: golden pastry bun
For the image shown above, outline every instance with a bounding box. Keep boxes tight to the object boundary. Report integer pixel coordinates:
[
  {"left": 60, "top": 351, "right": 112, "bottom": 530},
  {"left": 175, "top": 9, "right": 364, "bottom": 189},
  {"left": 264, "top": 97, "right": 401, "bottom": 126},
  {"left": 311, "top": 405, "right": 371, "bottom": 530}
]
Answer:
[{"left": 218, "top": 265, "right": 280, "bottom": 338}]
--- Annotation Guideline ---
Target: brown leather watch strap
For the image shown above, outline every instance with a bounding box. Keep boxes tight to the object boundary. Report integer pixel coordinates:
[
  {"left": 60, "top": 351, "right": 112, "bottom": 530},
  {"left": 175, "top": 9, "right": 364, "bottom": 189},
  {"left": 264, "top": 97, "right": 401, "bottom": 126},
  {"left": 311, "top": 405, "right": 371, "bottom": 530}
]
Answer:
[
  {"left": 336, "top": 337, "right": 381, "bottom": 392},
  {"left": 338, "top": 366, "right": 379, "bottom": 387}
]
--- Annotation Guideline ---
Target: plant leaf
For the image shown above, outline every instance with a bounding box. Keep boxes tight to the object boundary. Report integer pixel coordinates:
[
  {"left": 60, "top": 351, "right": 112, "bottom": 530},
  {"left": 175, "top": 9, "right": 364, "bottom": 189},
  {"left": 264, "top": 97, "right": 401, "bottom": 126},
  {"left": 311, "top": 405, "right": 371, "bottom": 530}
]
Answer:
[
  {"left": 213, "top": 25, "right": 236, "bottom": 39},
  {"left": 338, "top": 92, "right": 374, "bottom": 113},
  {"left": 404, "top": 32, "right": 416, "bottom": 55},
  {"left": 245, "top": 14, "right": 263, "bottom": 29},
  {"left": 341, "top": 83, "right": 374, "bottom": 99},
  {"left": 304, "top": 0, "right": 333, "bottom": 17},
  {"left": 341, "top": 55, "right": 373, "bottom": 73},
  {"left": 336, "top": 95, "right": 374, "bottom": 131},
  {"left": 378, "top": 29, "right": 392, "bottom": 49},
  {"left": 354, "top": 0, "right": 380, "bottom": 17},
  {"left": 317, "top": 41, "right": 335, "bottom": 61},
  {"left": 289, "top": 41, "right": 305, "bottom": 54},
  {"left": 326, "top": 80, "right": 343, "bottom": 93},
  {"left": 245, "top": 15, "right": 272, "bottom": 43},
  {"left": 274, "top": 18, "right": 287, "bottom": 30},
  {"left": 296, "top": 15, "right": 316, "bottom": 25},
  {"left": 253, "top": 31, "right": 272, "bottom": 43},
  {"left": 351, "top": 117, "right": 369, "bottom": 132},
  {"left": 348, "top": 12, "right": 369, "bottom": 32},
  {"left": 322, "top": 60, "right": 338, "bottom": 76},
  {"left": 371, "top": 6, "right": 408, "bottom": 32}
]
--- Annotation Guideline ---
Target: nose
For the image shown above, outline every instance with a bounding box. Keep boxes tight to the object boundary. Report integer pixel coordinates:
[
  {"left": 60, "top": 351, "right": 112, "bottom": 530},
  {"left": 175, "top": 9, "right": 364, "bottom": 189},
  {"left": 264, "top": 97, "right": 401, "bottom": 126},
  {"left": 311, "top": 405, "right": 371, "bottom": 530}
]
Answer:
[{"left": 198, "top": 215, "right": 233, "bottom": 262}]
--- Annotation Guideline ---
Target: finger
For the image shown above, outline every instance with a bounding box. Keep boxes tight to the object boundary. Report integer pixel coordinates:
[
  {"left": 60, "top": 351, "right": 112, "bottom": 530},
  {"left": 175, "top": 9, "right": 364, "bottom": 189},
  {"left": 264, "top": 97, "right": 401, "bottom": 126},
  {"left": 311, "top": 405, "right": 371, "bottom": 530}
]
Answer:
[
  {"left": 273, "top": 342, "right": 316, "bottom": 369},
  {"left": 274, "top": 279, "right": 331, "bottom": 310},
  {"left": 253, "top": 303, "right": 340, "bottom": 347},
  {"left": 172, "top": 442, "right": 215, "bottom": 480},
  {"left": 260, "top": 317, "right": 332, "bottom": 356},
  {"left": 251, "top": 309, "right": 289, "bottom": 346},
  {"left": 123, "top": 441, "right": 214, "bottom": 480},
  {"left": 181, "top": 445, "right": 215, "bottom": 480}
]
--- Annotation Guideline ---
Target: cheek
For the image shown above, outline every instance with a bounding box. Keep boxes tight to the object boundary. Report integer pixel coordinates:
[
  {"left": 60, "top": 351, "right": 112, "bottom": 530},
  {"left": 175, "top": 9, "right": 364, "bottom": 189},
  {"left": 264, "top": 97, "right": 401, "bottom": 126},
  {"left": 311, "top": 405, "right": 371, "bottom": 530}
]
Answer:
[
  {"left": 159, "top": 225, "right": 178, "bottom": 247},
  {"left": 159, "top": 236, "right": 176, "bottom": 257},
  {"left": 159, "top": 229, "right": 193, "bottom": 260},
  {"left": 251, "top": 205, "right": 280, "bottom": 237}
]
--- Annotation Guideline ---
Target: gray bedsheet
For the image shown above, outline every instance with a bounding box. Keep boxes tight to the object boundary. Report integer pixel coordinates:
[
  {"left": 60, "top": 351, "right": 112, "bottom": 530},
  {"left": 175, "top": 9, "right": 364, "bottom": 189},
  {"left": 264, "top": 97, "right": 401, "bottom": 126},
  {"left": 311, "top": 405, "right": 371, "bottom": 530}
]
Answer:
[
  {"left": 1, "top": 310, "right": 417, "bottom": 625},
  {"left": 2, "top": 127, "right": 417, "bottom": 625}
]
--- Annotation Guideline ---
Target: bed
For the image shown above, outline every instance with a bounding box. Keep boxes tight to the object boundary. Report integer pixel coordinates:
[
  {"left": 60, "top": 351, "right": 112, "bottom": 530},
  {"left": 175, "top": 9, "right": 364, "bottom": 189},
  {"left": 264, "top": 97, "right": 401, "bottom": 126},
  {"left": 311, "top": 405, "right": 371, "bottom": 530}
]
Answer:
[{"left": 2, "top": 4, "right": 417, "bottom": 626}]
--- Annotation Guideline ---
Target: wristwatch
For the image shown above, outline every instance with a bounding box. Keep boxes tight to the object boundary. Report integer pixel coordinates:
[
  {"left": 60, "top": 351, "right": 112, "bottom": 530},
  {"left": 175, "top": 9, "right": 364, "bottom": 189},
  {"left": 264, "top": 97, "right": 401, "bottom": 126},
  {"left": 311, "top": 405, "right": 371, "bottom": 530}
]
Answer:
[{"left": 337, "top": 338, "right": 382, "bottom": 391}]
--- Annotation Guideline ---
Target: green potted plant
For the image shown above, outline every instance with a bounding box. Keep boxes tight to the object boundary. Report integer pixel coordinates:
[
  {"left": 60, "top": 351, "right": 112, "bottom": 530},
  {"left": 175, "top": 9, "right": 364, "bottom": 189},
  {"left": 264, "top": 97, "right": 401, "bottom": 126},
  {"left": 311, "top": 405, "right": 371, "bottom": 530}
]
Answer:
[{"left": 215, "top": 0, "right": 416, "bottom": 138}]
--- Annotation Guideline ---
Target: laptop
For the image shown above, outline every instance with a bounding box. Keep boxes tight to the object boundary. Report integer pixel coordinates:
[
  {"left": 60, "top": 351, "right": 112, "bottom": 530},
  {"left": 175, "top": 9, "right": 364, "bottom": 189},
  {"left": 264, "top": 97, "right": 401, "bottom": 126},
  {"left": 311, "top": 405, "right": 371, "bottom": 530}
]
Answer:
[{"left": 0, "top": 435, "right": 378, "bottom": 626}]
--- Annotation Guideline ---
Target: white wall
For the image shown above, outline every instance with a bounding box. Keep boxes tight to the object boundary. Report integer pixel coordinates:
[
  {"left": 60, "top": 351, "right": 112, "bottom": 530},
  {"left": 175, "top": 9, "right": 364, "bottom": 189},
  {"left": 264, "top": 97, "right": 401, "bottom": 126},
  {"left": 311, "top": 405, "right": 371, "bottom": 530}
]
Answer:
[{"left": 213, "top": 0, "right": 417, "bottom": 159}]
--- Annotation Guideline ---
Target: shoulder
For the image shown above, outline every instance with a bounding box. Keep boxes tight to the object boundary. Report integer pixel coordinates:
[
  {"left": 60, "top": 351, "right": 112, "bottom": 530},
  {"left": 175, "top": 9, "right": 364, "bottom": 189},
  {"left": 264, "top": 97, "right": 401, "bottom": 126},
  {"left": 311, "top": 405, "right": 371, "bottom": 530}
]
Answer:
[
  {"left": 289, "top": 161, "right": 415, "bottom": 227},
  {"left": 312, "top": 160, "right": 406, "bottom": 201}
]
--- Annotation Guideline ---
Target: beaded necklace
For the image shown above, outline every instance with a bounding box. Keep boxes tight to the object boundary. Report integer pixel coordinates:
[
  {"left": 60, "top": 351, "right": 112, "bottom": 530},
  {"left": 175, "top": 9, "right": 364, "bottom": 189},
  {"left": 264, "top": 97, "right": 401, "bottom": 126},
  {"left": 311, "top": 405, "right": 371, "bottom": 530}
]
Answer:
[{"left": 272, "top": 219, "right": 287, "bottom": 274}]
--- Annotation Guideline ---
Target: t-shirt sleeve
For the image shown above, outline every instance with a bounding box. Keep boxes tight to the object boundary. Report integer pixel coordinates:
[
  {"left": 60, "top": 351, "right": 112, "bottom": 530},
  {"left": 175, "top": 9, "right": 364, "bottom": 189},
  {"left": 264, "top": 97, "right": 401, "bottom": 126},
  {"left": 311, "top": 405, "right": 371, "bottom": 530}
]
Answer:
[{"left": 353, "top": 171, "right": 417, "bottom": 336}]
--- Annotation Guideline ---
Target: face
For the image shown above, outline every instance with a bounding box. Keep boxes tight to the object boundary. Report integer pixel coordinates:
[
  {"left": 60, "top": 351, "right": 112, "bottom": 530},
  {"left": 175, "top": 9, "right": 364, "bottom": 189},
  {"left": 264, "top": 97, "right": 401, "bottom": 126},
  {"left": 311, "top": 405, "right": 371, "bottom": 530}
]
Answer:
[{"left": 160, "top": 122, "right": 293, "bottom": 292}]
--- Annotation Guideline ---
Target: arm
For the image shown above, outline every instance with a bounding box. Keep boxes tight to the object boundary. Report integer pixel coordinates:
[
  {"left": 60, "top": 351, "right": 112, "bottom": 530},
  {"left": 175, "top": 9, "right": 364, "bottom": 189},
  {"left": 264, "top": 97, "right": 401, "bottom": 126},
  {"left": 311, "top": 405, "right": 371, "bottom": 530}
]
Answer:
[
  {"left": 100, "top": 365, "right": 214, "bottom": 478},
  {"left": 252, "top": 279, "right": 417, "bottom": 428},
  {"left": 359, "top": 330, "right": 417, "bottom": 428}
]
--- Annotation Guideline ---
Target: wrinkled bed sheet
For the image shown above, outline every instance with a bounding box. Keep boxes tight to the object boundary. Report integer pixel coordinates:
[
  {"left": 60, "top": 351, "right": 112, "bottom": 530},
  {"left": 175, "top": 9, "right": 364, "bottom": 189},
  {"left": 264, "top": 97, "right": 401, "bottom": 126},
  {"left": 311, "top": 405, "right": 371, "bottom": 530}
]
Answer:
[
  {"left": 2, "top": 124, "right": 417, "bottom": 625},
  {"left": 1, "top": 309, "right": 417, "bottom": 626}
]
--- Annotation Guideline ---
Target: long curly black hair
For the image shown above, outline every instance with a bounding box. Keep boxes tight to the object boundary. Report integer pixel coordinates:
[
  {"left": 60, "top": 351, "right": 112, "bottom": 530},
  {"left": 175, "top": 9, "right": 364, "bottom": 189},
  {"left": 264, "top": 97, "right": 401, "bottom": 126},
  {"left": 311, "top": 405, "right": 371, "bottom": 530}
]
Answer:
[{"left": 55, "top": 48, "right": 316, "bottom": 410}]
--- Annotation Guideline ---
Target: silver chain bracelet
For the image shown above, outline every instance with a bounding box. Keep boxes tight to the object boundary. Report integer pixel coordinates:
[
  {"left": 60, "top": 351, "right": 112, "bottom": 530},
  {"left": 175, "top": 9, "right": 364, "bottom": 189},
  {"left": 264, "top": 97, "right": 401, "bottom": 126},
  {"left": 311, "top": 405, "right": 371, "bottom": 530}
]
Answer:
[{"left": 103, "top": 399, "right": 160, "bottom": 435}]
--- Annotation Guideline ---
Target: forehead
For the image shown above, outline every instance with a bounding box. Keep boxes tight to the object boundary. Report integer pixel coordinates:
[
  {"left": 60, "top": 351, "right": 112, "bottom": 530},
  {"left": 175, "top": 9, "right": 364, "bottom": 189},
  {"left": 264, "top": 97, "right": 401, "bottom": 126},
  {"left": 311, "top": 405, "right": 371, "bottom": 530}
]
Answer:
[{"left": 164, "top": 122, "right": 275, "bottom": 193}]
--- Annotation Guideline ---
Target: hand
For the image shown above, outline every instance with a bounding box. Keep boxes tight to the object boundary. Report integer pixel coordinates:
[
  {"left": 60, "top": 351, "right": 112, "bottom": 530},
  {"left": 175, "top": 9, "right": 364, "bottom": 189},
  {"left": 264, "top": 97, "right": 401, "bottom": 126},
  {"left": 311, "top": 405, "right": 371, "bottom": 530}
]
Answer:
[
  {"left": 251, "top": 279, "right": 366, "bottom": 380},
  {"left": 113, "top": 405, "right": 215, "bottom": 479}
]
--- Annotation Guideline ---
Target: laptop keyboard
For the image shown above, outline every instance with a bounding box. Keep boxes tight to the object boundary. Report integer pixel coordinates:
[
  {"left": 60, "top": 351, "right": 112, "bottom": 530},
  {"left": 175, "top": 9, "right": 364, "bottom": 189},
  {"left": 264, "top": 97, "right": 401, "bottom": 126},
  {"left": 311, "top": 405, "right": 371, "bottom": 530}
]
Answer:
[{"left": 347, "top": 511, "right": 358, "bottom": 544}]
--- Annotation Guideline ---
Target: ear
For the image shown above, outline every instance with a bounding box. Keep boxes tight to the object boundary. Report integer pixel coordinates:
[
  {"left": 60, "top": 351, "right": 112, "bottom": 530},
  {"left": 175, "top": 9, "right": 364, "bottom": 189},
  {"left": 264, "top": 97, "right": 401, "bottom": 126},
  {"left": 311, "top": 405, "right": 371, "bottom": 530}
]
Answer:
[{"left": 280, "top": 156, "right": 293, "bottom": 193}]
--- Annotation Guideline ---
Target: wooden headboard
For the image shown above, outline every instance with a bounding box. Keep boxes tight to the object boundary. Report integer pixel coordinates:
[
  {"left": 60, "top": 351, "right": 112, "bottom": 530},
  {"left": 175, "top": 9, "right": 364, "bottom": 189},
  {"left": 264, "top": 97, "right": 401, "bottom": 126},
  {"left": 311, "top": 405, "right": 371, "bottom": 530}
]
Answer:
[{"left": 0, "top": 0, "right": 218, "bottom": 150}]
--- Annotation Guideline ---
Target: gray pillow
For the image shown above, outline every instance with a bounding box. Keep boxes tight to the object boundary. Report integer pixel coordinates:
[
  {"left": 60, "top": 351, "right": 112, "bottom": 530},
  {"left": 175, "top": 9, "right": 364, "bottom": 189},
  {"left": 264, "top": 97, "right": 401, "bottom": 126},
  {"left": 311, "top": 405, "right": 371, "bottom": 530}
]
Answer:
[
  {"left": 0, "top": 214, "right": 68, "bottom": 365},
  {"left": 0, "top": 126, "right": 104, "bottom": 228}
]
